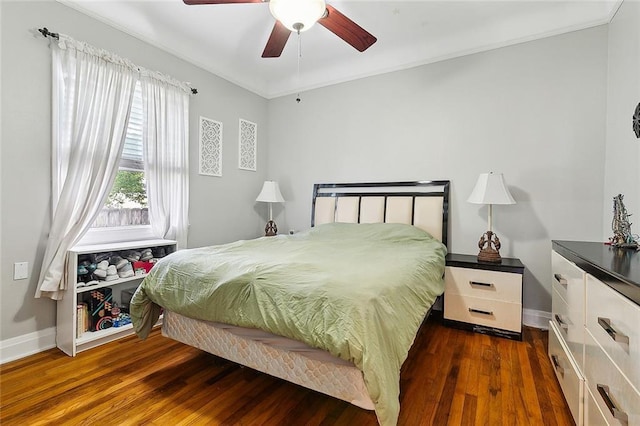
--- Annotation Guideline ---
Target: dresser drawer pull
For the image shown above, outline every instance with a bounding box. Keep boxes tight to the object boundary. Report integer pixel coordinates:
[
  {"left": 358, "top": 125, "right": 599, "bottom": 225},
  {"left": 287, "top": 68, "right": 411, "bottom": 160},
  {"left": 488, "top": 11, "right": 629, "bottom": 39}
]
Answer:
[
  {"left": 550, "top": 354, "right": 564, "bottom": 378},
  {"left": 469, "top": 281, "right": 493, "bottom": 288},
  {"left": 597, "top": 317, "right": 630, "bottom": 345},
  {"left": 468, "top": 308, "right": 493, "bottom": 316},
  {"left": 554, "top": 314, "right": 569, "bottom": 331},
  {"left": 553, "top": 274, "right": 568, "bottom": 286},
  {"left": 597, "top": 384, "right": 628, "bottom": 425}
]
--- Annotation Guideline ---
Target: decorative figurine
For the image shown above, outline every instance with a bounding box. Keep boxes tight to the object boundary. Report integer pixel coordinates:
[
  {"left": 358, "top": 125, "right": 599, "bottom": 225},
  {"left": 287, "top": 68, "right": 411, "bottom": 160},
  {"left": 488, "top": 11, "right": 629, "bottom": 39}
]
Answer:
[
  {"left": 609, "top": 194, "right": 639, "bottom": 249},
  {"left": 477, "top": 230, "right": 503, "bottom": 263},
  {"left": 265, "top": 220, "right": 278, "bottom": 237}
]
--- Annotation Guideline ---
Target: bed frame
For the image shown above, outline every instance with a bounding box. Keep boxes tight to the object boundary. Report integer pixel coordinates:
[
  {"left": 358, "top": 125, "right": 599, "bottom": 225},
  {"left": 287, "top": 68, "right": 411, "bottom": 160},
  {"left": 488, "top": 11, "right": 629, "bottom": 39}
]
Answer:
[{"left": 162, "top": 180, "right": 450, "bottom": 411}]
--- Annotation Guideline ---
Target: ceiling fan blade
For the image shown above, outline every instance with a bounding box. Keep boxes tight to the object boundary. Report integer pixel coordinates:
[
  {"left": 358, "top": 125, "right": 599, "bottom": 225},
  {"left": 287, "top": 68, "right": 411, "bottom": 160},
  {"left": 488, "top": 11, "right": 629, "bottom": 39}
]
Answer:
[
  {"left": 183, "top": 0, "right": 263, "bottom": 5},
  {"left": 318, "top": 5, "right": 377, "bottom": 52},
  {"left": 262, "top": 21, "right": 291, "bottom": 58}
]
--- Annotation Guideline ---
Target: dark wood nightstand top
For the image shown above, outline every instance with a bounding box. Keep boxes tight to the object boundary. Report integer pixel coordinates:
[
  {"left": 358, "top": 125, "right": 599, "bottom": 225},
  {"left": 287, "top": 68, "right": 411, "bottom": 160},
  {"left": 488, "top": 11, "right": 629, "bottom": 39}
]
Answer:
[{"left": 446, "top": 253, "right": 525, "bottom": 274}]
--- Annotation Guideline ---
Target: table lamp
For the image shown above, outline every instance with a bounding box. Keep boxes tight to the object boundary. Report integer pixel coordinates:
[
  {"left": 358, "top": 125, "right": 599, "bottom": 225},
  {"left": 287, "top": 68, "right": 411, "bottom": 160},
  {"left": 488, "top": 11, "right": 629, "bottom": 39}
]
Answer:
[
  {"left": 256, "top": 181, "right": 285, "bottom": 236},
  {"left": 467, "top": 172, "right": 516, "bottom": 263}
]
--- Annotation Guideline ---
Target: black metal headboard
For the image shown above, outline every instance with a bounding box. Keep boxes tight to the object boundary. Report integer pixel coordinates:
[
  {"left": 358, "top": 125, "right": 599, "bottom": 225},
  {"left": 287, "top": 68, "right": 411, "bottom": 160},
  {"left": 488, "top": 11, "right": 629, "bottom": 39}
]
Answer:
[{"left": 311, "top": 180, "right": 450, "bottom": 248}]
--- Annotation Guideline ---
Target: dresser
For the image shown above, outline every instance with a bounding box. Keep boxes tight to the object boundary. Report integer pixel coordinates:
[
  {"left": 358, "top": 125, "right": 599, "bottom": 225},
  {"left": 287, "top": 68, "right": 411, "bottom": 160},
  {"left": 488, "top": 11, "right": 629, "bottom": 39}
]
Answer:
[{"left": 551, "top": 241, "right": 640, "bottom": 425}]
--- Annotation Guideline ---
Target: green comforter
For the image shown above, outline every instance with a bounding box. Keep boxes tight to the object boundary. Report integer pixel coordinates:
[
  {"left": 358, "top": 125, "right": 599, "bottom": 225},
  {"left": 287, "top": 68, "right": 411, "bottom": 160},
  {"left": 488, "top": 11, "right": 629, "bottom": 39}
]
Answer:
[{"left": 131, "top": 222, "right": 446, "bottom": 425}]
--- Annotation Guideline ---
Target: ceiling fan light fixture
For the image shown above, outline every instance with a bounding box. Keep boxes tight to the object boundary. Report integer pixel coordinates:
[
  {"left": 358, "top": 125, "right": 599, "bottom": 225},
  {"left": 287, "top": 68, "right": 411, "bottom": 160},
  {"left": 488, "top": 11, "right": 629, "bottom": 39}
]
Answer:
[{"left": 269, "top": 0, "right": 326, "bottom": 33}]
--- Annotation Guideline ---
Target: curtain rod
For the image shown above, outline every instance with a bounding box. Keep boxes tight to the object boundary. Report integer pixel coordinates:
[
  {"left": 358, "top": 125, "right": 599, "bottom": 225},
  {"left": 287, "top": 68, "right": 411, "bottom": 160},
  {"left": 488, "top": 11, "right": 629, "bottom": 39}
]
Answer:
[{"left": 38, "top": 27, "right": 198, "bottom": 95}]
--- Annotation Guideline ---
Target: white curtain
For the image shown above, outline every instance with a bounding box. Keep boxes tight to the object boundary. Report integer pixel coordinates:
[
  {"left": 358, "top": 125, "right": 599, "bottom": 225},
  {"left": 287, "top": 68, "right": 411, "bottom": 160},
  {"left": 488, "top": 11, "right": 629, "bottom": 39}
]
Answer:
[
  {"left": 36, "top": 35, "right": 137, "bottom": 300},
  {"left": 140, "top": 72, "right": 190, "bottom": 249}
]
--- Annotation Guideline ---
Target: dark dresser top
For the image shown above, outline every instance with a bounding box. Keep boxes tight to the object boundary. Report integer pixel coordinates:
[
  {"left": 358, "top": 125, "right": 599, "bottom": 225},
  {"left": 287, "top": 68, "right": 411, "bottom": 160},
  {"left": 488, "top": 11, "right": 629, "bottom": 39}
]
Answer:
[{"left": 553, "top": 240, "right": 640, "bottom": 306}]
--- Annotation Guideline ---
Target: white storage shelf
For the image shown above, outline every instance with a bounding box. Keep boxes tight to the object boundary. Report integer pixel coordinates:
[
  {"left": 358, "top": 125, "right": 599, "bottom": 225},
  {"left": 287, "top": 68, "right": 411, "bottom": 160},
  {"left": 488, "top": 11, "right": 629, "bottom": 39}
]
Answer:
[{"left": 56, "top": 238, "right": 176, "bottom": 356}]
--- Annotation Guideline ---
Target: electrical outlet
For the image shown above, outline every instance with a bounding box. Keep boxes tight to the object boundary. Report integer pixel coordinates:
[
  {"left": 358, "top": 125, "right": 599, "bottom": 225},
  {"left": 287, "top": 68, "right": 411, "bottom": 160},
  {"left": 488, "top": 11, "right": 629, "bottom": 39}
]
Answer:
[{"left": 14, "top": 262, "right": 28, "bottom": 280}]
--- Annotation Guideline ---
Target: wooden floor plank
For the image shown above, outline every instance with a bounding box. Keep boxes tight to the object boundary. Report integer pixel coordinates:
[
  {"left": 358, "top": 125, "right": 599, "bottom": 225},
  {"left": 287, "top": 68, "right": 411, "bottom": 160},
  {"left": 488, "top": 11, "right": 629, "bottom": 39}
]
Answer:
[{"left": 0, "top": 319, "right": 574, "bottom": 425}]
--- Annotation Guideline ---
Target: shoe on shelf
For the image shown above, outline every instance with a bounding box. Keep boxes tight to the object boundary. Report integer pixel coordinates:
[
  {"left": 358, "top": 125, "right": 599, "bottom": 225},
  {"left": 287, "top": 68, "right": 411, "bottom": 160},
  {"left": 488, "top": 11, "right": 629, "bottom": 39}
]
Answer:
[
  {"left": 118, "top": 263, "right": 134, "bottom": 278},
  {"left": 126, "top": 251, "right": 141, "bottom": 262},
  {"left": 109, "top": 256, "right": 128, "bottom": 270},
  {"left": 140, "top": 248, "right": 153, "bottom": 262},
  {"left": 153, "top": 247, "right": 167, "bottom": 258},
  {"left": 94, "top": 252, "right": 112, "bottom": 263},
  {"left": 94, "top": 260, "right": 108, "bottom": 279}
]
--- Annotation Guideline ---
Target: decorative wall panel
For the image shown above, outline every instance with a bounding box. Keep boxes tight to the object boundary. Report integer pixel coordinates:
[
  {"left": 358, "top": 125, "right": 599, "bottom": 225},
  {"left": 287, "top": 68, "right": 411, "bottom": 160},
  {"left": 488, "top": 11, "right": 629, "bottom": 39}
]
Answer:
[
  {"left": 239, "top": 119, "right": 257, "bottom": 171},
  {"left": 199, "top": 116, "right": 222, "bottom": 176}
]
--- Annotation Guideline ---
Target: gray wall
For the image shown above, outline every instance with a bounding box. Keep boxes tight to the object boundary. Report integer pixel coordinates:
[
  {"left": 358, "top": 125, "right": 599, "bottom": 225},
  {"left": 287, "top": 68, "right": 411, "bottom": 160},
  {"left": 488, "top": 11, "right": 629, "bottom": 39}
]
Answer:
[
  {"left": 267, "top": 26, "right": 609, "bottom": 314},
  {"left": 603, "top": 1, "right": 640, "bottom": 237},
  {"left": 3, "top": 0, "right": 636, "bottom": 345},
  {"left": 0, "top": 1, "right": 268, "bottom": 341}
]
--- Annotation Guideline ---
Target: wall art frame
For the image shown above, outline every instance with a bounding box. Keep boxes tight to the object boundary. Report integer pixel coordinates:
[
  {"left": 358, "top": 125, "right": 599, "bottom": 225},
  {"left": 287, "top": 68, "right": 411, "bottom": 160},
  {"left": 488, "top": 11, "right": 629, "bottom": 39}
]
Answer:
[
  {"left": 238, "top": 118, "right": 257, "bottom": 171},
  {"left": 199, "top": 116, "right": 223, "bottom": 177}
]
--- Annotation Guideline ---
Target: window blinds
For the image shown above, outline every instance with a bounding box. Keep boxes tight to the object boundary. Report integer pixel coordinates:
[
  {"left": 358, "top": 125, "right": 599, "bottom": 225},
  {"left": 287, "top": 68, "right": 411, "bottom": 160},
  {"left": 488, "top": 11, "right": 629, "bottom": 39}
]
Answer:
[{"left": 121, "top": 82, "right": 143, "bottom": 171}]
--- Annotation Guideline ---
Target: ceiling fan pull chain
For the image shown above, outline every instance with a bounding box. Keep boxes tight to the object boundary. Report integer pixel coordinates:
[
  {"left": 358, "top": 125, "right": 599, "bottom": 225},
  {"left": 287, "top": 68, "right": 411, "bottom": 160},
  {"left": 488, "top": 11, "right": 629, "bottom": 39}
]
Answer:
[{"left": 296, "top": 30, "right": 302, "bottom": 103}]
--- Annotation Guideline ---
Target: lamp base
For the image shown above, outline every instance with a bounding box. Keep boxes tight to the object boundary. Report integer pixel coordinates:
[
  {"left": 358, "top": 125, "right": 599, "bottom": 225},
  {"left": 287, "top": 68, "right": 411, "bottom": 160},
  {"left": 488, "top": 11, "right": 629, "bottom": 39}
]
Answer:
[
  {"left": 477, "top": 230, "right": 503, "bottom": 263},
  {"left": 265, "top": 220, "right": 278, "bottom": 237}
]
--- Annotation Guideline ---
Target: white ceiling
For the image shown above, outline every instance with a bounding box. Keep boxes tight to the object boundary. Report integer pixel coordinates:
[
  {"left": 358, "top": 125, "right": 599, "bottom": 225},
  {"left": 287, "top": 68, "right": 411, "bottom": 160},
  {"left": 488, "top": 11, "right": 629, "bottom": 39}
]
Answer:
[{"left": 59, "top": 0, "right": 620, "bottom": 99}]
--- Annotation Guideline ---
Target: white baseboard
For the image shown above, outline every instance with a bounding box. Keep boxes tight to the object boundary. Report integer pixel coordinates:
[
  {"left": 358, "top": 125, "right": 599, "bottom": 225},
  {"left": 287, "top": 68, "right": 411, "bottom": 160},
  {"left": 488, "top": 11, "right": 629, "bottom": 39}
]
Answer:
[
  {"left": 0, "top": 309, "right": 551, "bottom": 364},
  {"left": 523, "top": 309, "right": 551, "bottom": 330},
  {"left": 0, "top": 327, "right": 56, "bottom": 364}
]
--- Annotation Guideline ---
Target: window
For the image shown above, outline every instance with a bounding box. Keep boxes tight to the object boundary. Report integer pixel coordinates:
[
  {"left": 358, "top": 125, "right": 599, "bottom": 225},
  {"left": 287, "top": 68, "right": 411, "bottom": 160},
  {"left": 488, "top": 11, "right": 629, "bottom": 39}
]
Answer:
[{"left": 92, "top": 82, "right": 149, "bottom": 228}]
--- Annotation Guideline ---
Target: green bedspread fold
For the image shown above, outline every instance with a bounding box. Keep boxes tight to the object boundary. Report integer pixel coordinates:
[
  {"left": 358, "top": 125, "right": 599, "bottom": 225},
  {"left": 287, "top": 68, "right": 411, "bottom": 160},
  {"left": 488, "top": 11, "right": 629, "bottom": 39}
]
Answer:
[{"left": 131, "top": 222, "right": 446, "bottom": 425}]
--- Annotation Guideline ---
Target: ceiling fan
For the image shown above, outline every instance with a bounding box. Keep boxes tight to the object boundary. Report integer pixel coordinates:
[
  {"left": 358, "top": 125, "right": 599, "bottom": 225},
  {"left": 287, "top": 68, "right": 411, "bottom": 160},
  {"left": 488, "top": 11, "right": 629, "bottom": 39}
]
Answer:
[{"left": 183, "top": 0, "right": 377, "bottom": 58}]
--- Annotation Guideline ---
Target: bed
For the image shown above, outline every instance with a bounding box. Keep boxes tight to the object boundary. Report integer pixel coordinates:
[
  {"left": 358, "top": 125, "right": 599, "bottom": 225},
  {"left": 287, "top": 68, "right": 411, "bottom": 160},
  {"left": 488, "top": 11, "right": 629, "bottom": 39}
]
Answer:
[{"left": 131, "top": 180, "right": 450, "bottom": 426}]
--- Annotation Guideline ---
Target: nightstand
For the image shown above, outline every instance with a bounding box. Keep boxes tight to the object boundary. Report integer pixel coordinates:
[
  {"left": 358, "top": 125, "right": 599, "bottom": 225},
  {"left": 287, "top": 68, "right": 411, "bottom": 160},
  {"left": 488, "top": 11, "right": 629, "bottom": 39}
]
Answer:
[{"left": 444, "top": 253, "right": 525, "bottom": 340}]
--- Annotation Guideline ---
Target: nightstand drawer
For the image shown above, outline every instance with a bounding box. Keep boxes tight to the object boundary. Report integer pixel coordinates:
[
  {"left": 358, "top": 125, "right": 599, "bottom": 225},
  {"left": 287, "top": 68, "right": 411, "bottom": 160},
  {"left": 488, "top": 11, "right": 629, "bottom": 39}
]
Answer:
[
  {"left": 586, "top": 274, "right": 640, "bottom": 389},
  {"left": 445, "top": 266, "right": 521, "bottom": 303},
  {"left": 444, "top": 293, "right": 521, "bottom": 333}
]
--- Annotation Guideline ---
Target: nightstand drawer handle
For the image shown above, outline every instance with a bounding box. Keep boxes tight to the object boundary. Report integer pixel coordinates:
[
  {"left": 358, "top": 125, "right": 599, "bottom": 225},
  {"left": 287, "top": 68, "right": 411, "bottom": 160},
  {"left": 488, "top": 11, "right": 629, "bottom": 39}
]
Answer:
[
  {"left": 554, "top": 314, "right": 569, "bottom": 331},
  {"left": 598, "top": 317, "right": 629, "bottom": 345},
  {"left": 597, "top": 384, "right": 628, "bottom": 425},
  {"left": 469, "top": 281, "right": 493, "bottom": 288},
  {"left": 551, "top": 354, "right": 564, "bottom": 378},
  {"left": 468, "top": 308, "right": 493, "bottom": 316},
  {"left": 554, "top": 274, "right": 568, "bottom": 286}
]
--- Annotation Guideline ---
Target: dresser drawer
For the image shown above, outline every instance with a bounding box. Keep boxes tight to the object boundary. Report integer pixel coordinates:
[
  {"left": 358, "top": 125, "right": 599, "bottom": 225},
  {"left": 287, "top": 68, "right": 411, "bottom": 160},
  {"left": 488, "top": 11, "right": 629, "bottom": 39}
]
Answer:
[
  {"left": 586, "top": 274, "right": 640, "bottom": 389},
  {"left": 585, "top": 386, "right": 608, "bottom": 426},
  {"left": 549, "top": 321, "right": 584, "bottom": 425},
  {"left": 444, "top": 293, "right": 521, "bottom": 332},
  {"left": 552, "top": 250, "right": 585, "bottom": 308},
  {"left": 552, "top": 285, "right": 584, "bottom": 372},
  {"left": 585, "top": 330, "right": 640, "bottom": 425},
  {"left": 445, "top": 266, "right": 521, "bottom": 303}
]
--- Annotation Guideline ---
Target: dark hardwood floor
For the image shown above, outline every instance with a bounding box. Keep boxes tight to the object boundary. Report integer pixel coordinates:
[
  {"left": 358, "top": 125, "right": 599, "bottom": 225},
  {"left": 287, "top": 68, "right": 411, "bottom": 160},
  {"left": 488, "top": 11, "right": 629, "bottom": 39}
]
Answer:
[{"left": 0, "top": 318, "right": 573, "bottom": 425}]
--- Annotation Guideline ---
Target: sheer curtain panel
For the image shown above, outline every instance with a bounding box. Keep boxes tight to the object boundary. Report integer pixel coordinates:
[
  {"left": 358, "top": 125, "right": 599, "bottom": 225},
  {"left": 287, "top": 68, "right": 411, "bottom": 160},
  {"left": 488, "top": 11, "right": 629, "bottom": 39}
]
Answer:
[
  {"left": 36, "top": 35, "right": 137, "bottom": 300},
  {"left": 141, "top": 72, "right": 190, "bottom": 249}
]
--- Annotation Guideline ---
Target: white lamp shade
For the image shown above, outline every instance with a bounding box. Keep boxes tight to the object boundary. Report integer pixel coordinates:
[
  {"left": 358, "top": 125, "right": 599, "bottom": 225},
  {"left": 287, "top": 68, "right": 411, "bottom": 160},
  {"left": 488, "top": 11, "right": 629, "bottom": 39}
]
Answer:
[
  {"left": 256, "top": 181, "right": 285, "bottom": 203},
  {"left": 467, "top": 172, "right": 515, "bottom": 205},
  {"left": 269, "top": 0, "right": 326, "bottom": 32}
]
